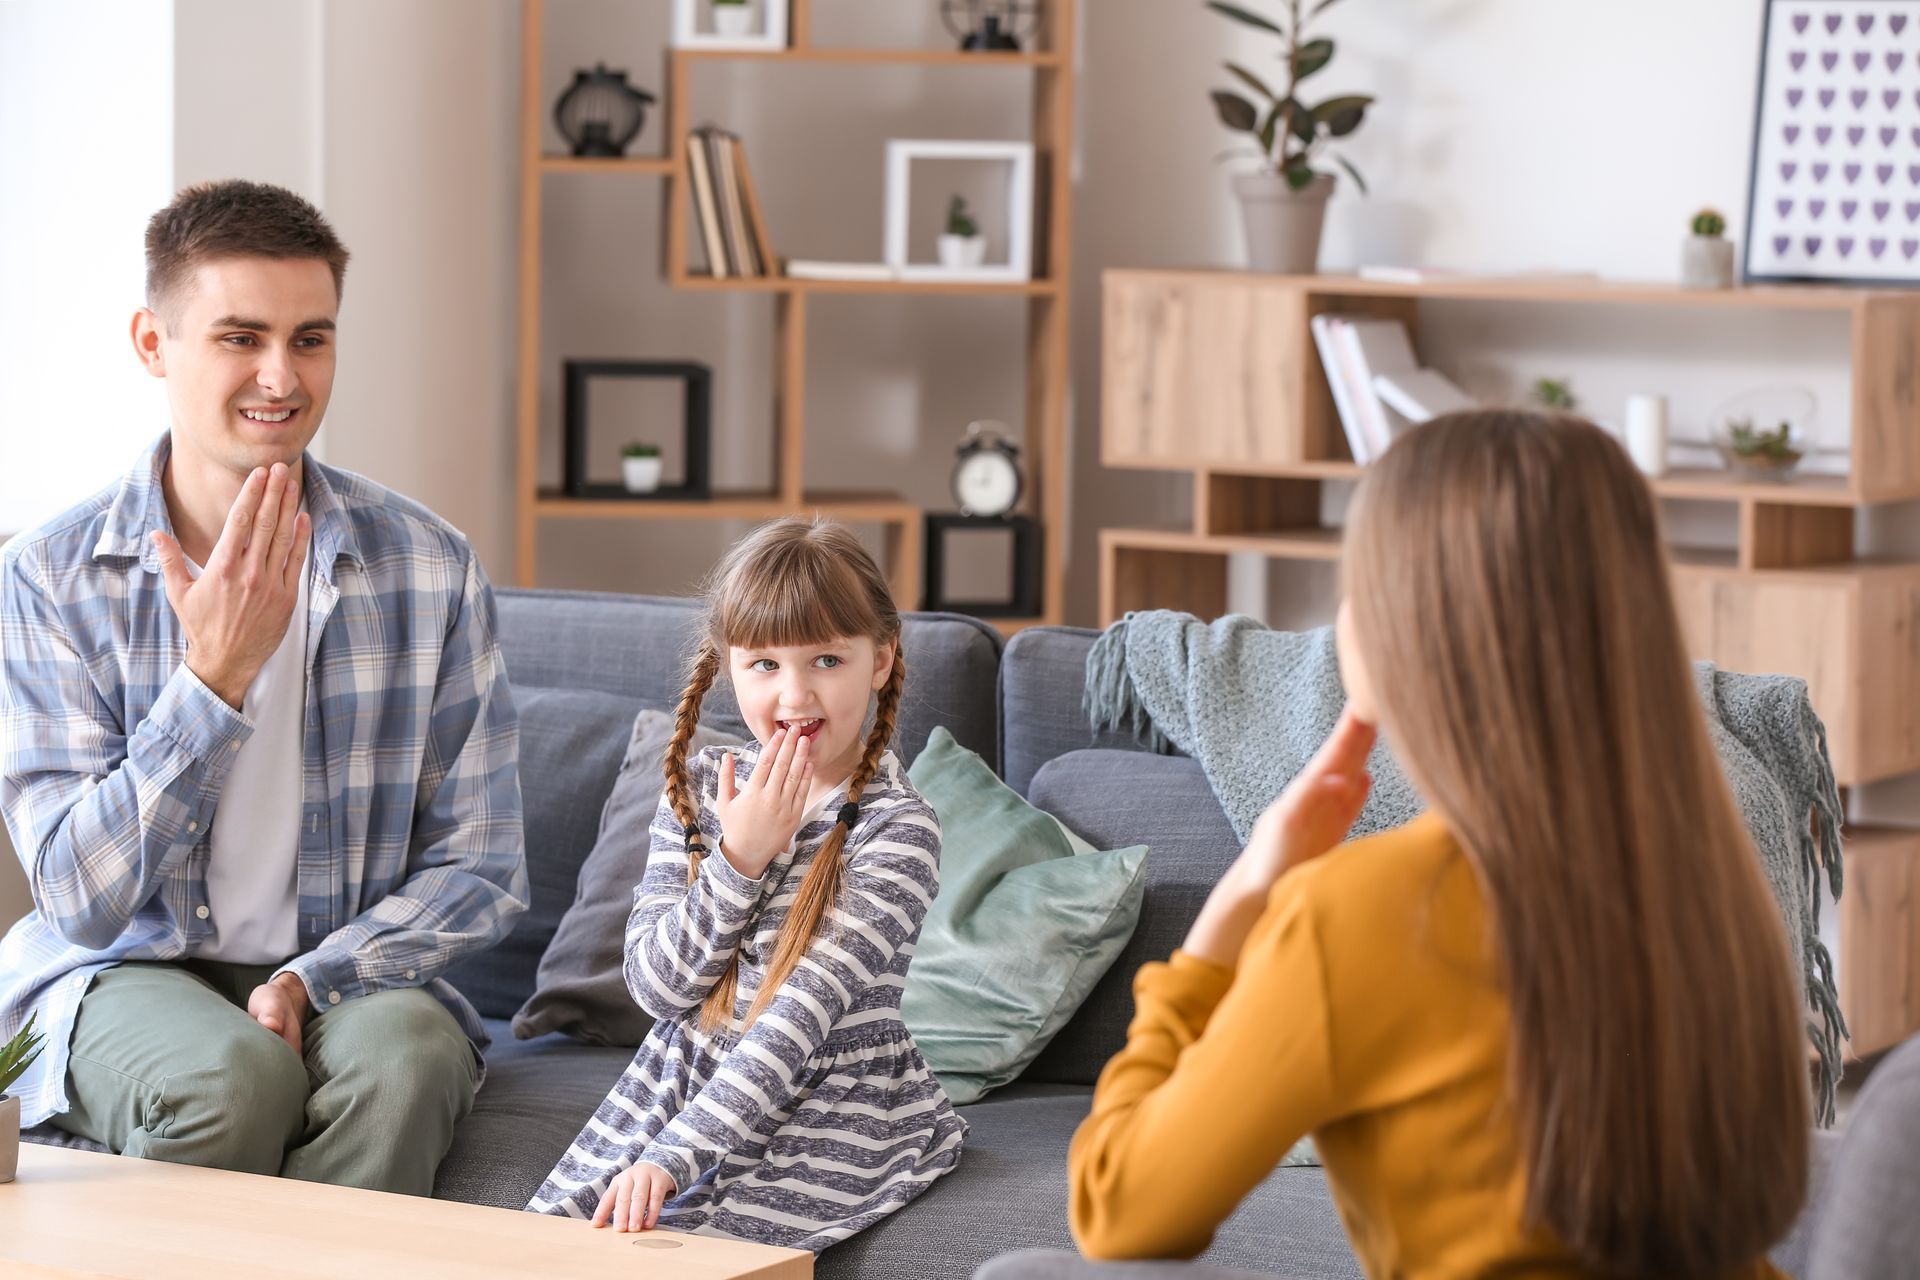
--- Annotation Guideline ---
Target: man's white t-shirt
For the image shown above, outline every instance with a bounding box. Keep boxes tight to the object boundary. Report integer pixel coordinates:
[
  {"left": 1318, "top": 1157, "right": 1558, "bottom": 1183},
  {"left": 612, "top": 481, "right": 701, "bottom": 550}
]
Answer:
[{"left": 186, "top": 538, "right": 310, "bottom": 964}]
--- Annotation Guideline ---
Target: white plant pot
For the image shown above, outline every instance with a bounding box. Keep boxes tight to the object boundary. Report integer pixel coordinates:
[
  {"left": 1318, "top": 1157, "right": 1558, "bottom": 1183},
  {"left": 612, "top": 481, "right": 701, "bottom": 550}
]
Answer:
[
  {"left": 937, "top": 234, "right": 988, "bottom": 269},
  {"left": 1, "top": 1094, "right": 18, "bottom": 1184},
  {"left": 711, "top": 4, "right": 755, "bottom": 38},
  {"left": 1681, "top": 235, "right": 1736, "bottom": 289},
  {"left": 622, "top": 456, "right": 663, "bottom": 494},
  {"left": 1232, "top": 171, "right": 1336, "bottom": 275}
]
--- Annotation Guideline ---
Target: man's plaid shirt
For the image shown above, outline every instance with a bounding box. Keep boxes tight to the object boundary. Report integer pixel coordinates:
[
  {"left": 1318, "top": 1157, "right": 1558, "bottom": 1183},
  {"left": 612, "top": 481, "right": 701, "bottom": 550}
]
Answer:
[{"left": 0, "top": 435, "right": 526, "bottom": 1127}]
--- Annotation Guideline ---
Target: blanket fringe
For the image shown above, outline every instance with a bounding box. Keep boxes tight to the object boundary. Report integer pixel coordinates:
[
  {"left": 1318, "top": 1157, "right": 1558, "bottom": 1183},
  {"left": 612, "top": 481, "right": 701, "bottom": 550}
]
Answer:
[
  {"left": 1803, "top": 709, "right": 1848, "bottom": 1127},
  {"left": 1083, "top": 616, "right": 1173, "bottom": 754}
]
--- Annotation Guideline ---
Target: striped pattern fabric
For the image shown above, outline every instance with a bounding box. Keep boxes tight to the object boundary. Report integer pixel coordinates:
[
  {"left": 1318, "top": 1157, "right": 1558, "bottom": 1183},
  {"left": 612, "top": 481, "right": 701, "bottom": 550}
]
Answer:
[
  {"left": 0, "top": 433, "right": 528, "bottom": 1128},
  {"left": 528, "top": 745, "right": 967, "bottom": 1251}
]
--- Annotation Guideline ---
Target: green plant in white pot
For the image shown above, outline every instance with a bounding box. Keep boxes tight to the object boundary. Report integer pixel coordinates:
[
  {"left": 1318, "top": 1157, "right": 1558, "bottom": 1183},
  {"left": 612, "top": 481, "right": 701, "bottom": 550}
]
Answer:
[
  {"left": 939, "top": 195, "right": 987, "bottom": 269},
  {"left": 1682, "top": 207, "right": 1736, "bottom": 290},
  {"left": 1, "top": 1013, "right": 47, "bottom": 1184},
  {"left": 712, "top": 0, "right": 754, "bottom": 39},
  {"left": 1208, "top": 0, "right": 1373, "bottom": 274},
  {"left": 622, "top": 442, "right": 664, "bottom": 494}
]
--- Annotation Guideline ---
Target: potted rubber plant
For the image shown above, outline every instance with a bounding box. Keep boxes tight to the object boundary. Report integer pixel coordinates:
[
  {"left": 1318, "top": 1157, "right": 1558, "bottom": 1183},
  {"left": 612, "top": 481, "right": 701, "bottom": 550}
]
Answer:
[
  {"left": 1682, "top": 208, "right": 1736, "bottom": 290},
  {"left": 2, "top": 1012, "right": 46, "bottom": 1183},
  {"left": 712, "top": 0, "right": 754, "bottom": 38},
  {"left": 1208, "top": 0, "right": 1373, "bottom": 274},
  {"left": 622, "top": 442, "right": 664, "bottom": 494},
  {"left": 938, "top": 195, "right": 987, "bottom": 269}
]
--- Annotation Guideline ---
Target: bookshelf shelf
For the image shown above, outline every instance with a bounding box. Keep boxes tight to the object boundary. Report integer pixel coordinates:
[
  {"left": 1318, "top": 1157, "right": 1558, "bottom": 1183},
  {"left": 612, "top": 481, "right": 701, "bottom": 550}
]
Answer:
[
  {"left": 538, "top": 154, "right": 674, "bottom": 175},
  {"left": 675, "top": 47, "right": 1064, "bottom": 68},
  {"left": 673, "top": 272, "right": 1063, "bottom": 296},
  {"left": 517, "top": 2, "right": 1076, "bottom": 631}
]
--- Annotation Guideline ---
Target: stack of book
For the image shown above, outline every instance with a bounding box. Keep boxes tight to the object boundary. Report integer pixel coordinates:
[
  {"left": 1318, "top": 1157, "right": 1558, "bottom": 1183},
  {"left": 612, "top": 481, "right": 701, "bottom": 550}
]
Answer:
[
  {"left": 687, "top": 125, "right": 776, "bottom": 279},
  {"left": 1309, "top": 314, "right": 1476, "bottom": 463}
]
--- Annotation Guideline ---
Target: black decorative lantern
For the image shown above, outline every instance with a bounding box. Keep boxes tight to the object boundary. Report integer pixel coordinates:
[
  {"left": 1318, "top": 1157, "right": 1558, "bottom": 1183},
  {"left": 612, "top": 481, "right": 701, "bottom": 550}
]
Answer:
[
  {"left": 553, "top": 63, "right": 656, "bottom": 158},
  {"left": 939, "top": 0, "right": 1043, "bottom": 52}
]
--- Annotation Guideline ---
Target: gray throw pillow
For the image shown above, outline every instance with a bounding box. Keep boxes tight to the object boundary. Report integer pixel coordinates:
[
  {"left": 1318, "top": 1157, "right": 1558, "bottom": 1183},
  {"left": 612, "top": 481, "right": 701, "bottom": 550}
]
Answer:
[
  {"left": 511, "top": 710, "right": 740, "bottom": 1046},
  {"left": 443, "top": 686, "right": 647, "bottom": 1019}
]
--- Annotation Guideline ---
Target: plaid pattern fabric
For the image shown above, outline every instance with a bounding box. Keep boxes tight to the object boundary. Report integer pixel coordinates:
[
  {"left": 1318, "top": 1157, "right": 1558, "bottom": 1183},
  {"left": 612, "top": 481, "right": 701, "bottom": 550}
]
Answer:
[{"left": 0, "top": 434, "right": 527, "bottom": 1128}]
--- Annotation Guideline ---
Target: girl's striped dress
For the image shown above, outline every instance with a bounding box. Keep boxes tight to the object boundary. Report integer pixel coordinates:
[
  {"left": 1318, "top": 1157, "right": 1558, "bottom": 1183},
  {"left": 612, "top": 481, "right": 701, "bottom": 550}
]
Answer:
[{"left": 527, "top": 744, "right": 967, "bottom": 1251}]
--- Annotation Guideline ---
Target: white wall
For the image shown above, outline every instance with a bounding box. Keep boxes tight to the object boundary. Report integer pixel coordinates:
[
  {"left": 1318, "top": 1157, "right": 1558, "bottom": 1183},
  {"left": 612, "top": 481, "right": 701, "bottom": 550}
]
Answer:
[
  {"left": 0, "top": 0, "right": 176, "bottom": 928},
  {"left": 0, "top": 1, "right": 175, "bottom": 537},
  {"left": 314, "top": 0, "right": 522, "bottom": 580}
]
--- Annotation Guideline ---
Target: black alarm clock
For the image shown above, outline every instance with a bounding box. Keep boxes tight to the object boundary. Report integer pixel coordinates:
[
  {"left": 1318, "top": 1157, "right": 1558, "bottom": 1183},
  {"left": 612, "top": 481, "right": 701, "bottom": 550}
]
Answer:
[{"left": 952, "top": 420, "right": 1023, "bottom": 517}]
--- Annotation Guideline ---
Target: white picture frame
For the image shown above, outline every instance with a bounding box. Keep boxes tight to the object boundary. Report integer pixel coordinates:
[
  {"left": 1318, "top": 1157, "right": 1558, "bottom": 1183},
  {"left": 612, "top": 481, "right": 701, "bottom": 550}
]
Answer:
[
  {"left": 670, "top": 0, "right": 790, "bottom": 53},
  {"left": 883, "top": 140, "right": 1036, "bottom": 284},
  {"left": 1744, "top": 0, "right": 1920, "bottom": 284}
]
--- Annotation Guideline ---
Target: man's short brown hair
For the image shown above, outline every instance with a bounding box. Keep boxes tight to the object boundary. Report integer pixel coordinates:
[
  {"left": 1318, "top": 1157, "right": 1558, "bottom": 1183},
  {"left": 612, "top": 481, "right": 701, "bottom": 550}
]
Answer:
[{"left": 145, "top": 179, "right": 350, "bottom": 317}]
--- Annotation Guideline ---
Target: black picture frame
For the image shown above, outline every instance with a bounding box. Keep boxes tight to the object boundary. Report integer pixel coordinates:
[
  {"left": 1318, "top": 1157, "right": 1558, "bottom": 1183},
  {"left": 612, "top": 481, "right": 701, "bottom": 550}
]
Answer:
[
  {"left": 921, "top": 513, "right": 1041, "bottom": 618},
  {"left": 1743, "top": 0, "right": 1920, "bottom": 286},
  {"left": 562, "top": 359, "right": 712, "bottom": 500}
]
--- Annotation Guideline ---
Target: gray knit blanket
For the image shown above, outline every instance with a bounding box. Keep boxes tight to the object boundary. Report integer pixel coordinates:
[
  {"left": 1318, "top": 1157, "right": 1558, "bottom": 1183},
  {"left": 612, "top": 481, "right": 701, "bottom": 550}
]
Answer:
[{"left": 1086, "top": 611, "right": 1847, "bottom": 1129}]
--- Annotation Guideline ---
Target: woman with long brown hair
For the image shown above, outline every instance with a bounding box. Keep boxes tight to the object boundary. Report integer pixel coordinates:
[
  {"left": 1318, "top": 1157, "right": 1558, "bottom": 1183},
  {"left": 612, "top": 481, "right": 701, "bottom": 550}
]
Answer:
[
  {"left": 1069, "top": 412, "right": 1809, "bottom": 1277},
  {"left": 529, "top": 516, "right": 965, "bottom": 1248}
]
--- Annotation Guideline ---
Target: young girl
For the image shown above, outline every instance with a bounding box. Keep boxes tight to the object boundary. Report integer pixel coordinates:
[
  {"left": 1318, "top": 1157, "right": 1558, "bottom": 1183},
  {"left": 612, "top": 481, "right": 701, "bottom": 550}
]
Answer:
[
  {"left": 528, "top": 517, "right": 965, "bottom": 1249},
  {"left": 1068, "top": 412, "right": 1809, "bottom": 1278}
]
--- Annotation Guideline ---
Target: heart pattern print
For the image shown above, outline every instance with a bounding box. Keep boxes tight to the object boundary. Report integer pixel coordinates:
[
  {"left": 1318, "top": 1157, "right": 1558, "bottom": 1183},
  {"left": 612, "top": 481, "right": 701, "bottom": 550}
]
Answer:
[{"left": 1751, "top": 1, "right": 1920, "bottom": 281}]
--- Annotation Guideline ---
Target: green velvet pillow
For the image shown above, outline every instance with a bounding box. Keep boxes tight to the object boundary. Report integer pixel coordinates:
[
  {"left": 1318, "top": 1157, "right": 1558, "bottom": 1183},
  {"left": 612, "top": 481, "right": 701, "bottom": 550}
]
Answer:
[{"left": 902, "top": 727, "right": 1150, "bottom": 1104}]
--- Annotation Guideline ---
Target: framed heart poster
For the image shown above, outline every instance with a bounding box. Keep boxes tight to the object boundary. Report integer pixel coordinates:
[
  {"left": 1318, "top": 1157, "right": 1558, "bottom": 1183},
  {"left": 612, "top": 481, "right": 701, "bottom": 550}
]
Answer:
[{"left": 1745, "top": 0, "right": 1920, "bottom": 284}]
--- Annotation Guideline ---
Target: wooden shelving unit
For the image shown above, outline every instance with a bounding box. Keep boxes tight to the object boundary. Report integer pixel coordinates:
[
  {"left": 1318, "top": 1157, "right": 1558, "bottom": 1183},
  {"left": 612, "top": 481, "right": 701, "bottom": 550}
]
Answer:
[
  {"left": 515, "top": 0, "right": 1076, "bottom": 628},
  {"left": 1098, "top": 267, "right": 1920, "bottom": 1057}
]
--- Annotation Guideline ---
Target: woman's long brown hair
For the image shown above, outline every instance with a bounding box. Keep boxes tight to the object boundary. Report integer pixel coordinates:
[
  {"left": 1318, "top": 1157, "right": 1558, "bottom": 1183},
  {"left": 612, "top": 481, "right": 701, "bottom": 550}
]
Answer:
[
  {"left": 1342, "top": 411, "right": 1809, "bottom": 1276},
  {"left": 662, "top": 516, "right": 904, "bottom": 1033}
]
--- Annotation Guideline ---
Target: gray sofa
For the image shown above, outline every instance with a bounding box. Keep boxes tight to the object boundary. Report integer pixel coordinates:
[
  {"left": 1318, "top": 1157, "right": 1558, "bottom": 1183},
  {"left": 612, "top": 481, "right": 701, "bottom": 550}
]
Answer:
[
  {"left": 438, "top": 589, "right": 1839, "bottom": 1278},
  {"left": 25, "top": 588, "right": 1840, "bottom": 1276}
]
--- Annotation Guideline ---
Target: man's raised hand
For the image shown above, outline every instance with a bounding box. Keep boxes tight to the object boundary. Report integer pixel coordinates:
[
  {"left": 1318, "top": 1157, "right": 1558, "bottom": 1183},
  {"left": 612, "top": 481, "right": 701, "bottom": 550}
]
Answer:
[{"left": 151, "top": 463, "right": 311, "bottom": 709}]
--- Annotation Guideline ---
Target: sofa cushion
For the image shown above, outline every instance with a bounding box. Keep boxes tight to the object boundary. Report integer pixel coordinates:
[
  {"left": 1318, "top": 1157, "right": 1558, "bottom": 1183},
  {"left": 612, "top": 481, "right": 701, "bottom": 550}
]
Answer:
[
  {"left": 511, "top": 711, "right": 741, "bottom": 1046},
  {"left": 432, "top": 1018, "right": 637, "bottom": 1208},
  {"left": 1017, "top": 750, "right": 1240, "bottom": 1087},
  {"left": 999, "top": 627, "right": 1165, "bottom": 797},
  {"left": 444, "top": 686, "right": 647, "bottom": 1020},
  {"left": 817, "top": 1086, "right": 1361, "bottom": 1280},
  {"left": 902, "top": 728, "right": 1149, "bottom": 1103},
  {"left": 494, "top": 590, "right": 1004, "bottom": 771}
]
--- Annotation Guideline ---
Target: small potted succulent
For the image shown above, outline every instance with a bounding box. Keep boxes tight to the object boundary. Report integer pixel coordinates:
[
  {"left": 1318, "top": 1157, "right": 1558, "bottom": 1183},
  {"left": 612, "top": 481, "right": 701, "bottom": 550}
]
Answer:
[
  {"left": 938, "top": 195, "right": 987, "bottom": 269},
  {"left": 711, "top": 0, "right": 754, "bottom": 38},
  {"left": 621, "top": 442, "right": 664, "bottom": 494},
  {"left": 1207, "top": 0, "right": 1374, "bottom": 274},
  {"left": 1683, "top": 208, "right": 1736, "bottom": 290},
  {"left": 1718, "top": 417, "right": 1805, "bottom": 482},
  {"left": 2, "top": 1012, "right": 47, "bottom": 1184}
]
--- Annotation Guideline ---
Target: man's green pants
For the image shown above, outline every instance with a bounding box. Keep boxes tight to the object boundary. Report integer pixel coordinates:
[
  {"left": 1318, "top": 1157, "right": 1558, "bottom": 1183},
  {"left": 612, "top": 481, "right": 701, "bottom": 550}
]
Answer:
[{"left": 48, "top": 959, "right": 480, "bottom": 1196}]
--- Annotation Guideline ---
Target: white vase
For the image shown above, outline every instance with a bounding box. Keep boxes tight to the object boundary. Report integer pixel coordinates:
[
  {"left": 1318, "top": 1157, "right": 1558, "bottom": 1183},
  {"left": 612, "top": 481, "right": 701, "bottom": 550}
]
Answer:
[
  {"left": 1232, "top": 171, "right": 1335, "bottom": 275},
  {"left": 1, "top": 1094, "right": 18, "bottom": 1184},
  {"left": 1681, "top": 235, "right": 1736, "bottom": 289},
  {"left": 1624, "top": 393, "right": 1669, "bottom": 477},
  {"left": 712, "top": 4, "right": 755, "bottom": 38},
  {"left": 622, "top": 456, "right": 663, "bottom": 494},
  {"left": 937, "top": 234, "right": 988, "bottom": 269}
]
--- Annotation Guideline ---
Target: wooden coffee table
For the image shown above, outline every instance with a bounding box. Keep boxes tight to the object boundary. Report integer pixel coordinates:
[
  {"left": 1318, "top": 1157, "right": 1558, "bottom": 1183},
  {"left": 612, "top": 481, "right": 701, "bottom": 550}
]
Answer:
[{"left": 1, "top": 1144, "right": 812, "bottom": 1278}]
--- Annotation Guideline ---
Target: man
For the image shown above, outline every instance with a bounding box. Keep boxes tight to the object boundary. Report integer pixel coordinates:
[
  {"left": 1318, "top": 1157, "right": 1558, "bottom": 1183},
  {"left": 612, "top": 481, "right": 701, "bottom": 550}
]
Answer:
[{"left": 0, "top": 180, "right": 527, "bottom": 1195}]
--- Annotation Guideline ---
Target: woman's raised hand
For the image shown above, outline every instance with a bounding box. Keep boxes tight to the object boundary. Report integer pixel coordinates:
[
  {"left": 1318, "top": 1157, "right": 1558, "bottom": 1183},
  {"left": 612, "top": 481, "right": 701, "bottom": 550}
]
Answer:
[
  {"left": 1183, "top": 706, "right": 1375, "bottom": 967},
  {"left": 1234, "top": 706, "right": 1376, "bottom": 893}
]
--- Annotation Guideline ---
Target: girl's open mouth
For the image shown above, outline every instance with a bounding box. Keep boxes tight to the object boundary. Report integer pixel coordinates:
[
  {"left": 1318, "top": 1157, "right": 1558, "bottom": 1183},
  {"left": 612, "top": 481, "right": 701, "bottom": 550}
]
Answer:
[{"left": 777, "top": 717, "right": 825, "bottom": 740}]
